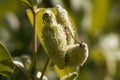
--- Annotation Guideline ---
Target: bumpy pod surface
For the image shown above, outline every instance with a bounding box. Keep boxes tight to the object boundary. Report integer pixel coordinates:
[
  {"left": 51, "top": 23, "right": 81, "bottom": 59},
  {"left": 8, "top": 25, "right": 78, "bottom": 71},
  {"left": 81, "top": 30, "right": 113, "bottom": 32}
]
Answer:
[
  {"left": 42, "top": 7, "right": 89, "bottom": 69},
  {"left": 56, "top": 5, "right": 75, "bottom": 45},
  {"left": 42, "top": 10, "right": 67, "bottom": 69},
  {"left": 65, "top": 42, "right": 88, "bottom": 67}
]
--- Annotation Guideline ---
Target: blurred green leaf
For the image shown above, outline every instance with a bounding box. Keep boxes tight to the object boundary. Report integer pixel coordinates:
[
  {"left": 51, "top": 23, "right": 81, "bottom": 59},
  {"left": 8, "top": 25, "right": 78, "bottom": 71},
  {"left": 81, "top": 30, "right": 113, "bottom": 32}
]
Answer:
[
  {"left": 21, "top": 0, "right": 32, "bottom": 7},
  {"left": 91, "top": 0, "right": 110, "bottom": 35},
  {"left": 30, "top": 0, "right": 37, "bottom": 5},
  {"left": 9, "top": 64, "right": 32, "bottom": 80},
  {"left": 61, "top": 0, "right": 70, "bottom": 9},
  {"left": 0, "top": 0, "right": 19, "bottom": 19},
  {"left": 54, "top": 66, "right": 75, "bottom": 78},
  {"left": 0, "top": 41, "right": 14, "bottom": 77},
  {"left": 13, "top": 55, "right": 31, "bottom": 71}
]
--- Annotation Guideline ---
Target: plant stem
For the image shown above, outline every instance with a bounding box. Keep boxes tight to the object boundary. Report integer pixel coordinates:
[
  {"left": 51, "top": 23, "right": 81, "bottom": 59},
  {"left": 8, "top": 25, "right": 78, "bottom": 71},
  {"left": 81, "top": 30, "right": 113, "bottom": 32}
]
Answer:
[
  {"left": 32, "top": 5, "right": 37, "bottom": 80},
  {"left": 39, "top": 58, "right": 50, "bottom": 80}
]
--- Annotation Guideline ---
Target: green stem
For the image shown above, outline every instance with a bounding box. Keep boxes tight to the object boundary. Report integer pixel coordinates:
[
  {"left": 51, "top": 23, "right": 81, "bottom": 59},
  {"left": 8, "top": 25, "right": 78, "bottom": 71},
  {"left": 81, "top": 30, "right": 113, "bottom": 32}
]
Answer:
[
  {"left": 39, "top": 58, "right": 50, "bottom": 80},
  {"left": 32, "top": 5, "right": 37, "bottom": 80}
]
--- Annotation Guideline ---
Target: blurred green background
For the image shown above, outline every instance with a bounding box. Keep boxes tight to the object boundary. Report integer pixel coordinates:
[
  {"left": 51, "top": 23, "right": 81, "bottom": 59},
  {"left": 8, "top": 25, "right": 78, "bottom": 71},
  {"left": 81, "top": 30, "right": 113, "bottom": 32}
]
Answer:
[{"left": 0, "top": 0, "right": 120, "bottom": 80}]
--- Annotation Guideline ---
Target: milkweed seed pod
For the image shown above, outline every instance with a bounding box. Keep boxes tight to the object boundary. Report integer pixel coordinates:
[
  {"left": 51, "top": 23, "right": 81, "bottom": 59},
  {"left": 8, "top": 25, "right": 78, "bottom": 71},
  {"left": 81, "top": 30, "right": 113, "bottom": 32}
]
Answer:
[
  {"left": 61, "top": 72, "right": 78, "bottom": 80},
  {"left": 65, "top": 42, "right": 88, "bottom": 67},
  {"left": 56, "top": 5, "right": 75, "bottom": 45},
  {"left": 42, "top": 10, "right": 67, "bottom": 69}
]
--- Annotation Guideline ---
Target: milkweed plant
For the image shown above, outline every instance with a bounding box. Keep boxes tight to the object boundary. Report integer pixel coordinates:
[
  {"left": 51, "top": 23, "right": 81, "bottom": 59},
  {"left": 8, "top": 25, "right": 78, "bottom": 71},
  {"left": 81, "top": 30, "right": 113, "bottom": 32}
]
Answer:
[{"left": 0, "top": 0, "right": 88, "bottom": 80}]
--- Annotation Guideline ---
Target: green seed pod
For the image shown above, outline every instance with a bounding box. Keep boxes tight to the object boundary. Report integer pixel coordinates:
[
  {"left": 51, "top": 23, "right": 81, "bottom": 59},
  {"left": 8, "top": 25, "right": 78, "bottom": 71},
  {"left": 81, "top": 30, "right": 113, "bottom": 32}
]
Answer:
[
  {"left": 65, "top": 42, "right": 88, "bottom": 67},
  {"left": 61, "top": 72, "right": 78, "bottom": 80},
  {"left": 56, "top": 5, "right": 75, "bottom": 45},
  {"left": 42, "top": 10, "right": 67, "bottom": 69}
]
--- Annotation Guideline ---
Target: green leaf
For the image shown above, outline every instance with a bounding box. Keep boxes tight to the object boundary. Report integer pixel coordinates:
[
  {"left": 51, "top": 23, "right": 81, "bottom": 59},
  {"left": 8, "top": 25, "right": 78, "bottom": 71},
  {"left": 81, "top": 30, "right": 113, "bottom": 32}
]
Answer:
[
  {"left": 0, "top": 0, "right": 19, "bottom": 21},
  {"left": 0, "top": 41, "right": 14, "bottom": 77},
  {"left": 9, "top": 64, "right": 32, "bottom": 80},
  {"left": 21, "top": 0, "right": 32, "bottom": 7},
  {"left": 90, "top": 0, "right": 110, "bottom": 35},
  {"left": 54, "top": 66, "right": 75, "bottom": 78}
]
